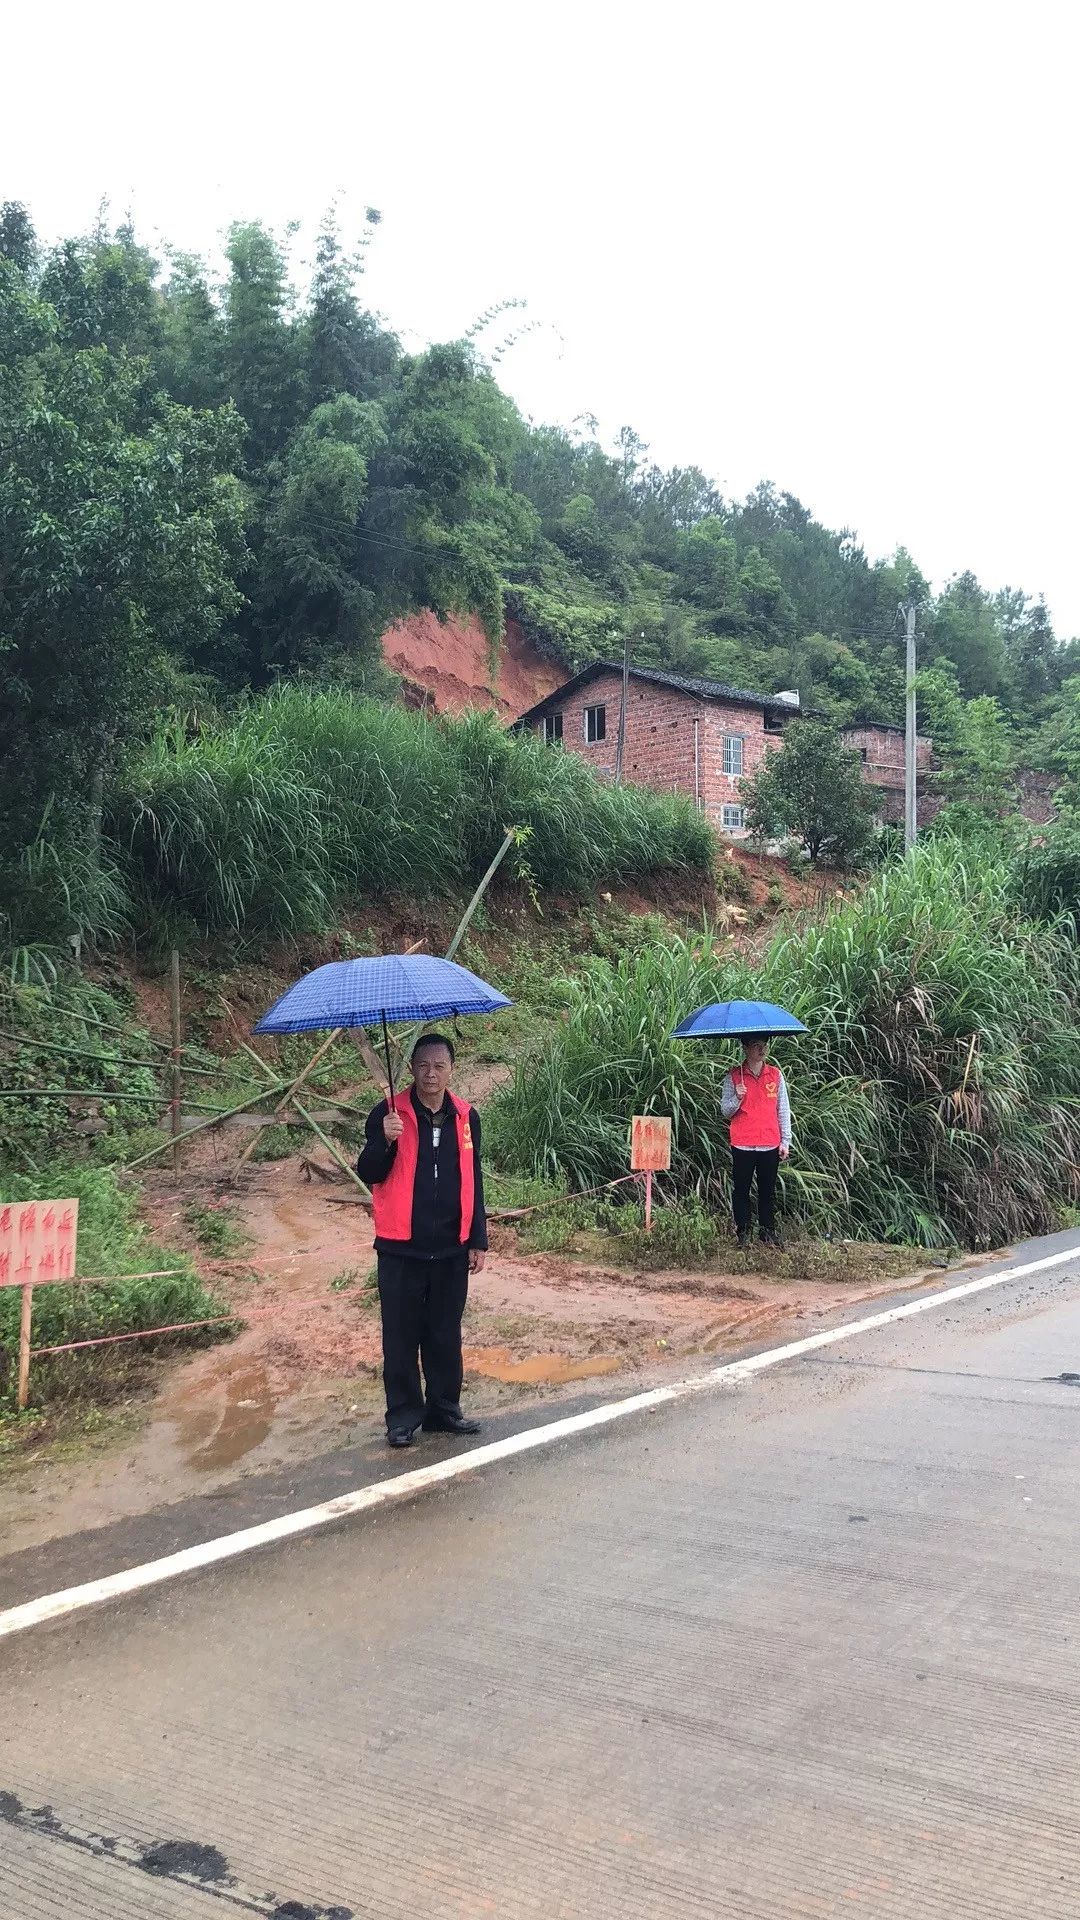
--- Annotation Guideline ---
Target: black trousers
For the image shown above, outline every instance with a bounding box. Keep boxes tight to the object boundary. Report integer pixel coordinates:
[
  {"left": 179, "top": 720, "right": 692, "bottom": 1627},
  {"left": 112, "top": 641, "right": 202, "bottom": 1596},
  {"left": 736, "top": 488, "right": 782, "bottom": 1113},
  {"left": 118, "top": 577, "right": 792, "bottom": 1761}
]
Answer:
[
  {"left": 731, "top": 1147, "right": 780, "bottom": 1236},
  {"left": 377, "top": 1252, "right": 469, "bottom": 1435}
]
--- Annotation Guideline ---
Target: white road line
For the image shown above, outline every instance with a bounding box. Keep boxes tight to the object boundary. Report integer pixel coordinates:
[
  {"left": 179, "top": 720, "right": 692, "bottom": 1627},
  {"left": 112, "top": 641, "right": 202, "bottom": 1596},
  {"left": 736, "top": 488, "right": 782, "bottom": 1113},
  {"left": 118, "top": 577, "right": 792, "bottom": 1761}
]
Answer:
[{"left": 2, "top": 1242, "right": 1078, "bottom": 1643}]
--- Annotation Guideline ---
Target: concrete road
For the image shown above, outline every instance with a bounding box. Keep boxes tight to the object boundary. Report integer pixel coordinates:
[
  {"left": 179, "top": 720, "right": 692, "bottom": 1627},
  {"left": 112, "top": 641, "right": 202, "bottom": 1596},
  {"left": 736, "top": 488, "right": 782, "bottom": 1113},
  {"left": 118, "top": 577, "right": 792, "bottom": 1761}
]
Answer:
[{"left": 3, "top": 1246, "right": 1080, "bottom": 1918}]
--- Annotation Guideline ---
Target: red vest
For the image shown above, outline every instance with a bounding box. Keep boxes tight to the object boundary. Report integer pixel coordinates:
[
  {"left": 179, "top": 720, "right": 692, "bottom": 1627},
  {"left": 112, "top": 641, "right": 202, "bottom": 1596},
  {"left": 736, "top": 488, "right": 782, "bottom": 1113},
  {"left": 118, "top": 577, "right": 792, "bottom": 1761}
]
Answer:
[
  {"left": 729, "top": 1063, "right": 782, "bottom": 1149},
  {"left": 371, "top": 1091, "right": 475, "bottom": 1245}
]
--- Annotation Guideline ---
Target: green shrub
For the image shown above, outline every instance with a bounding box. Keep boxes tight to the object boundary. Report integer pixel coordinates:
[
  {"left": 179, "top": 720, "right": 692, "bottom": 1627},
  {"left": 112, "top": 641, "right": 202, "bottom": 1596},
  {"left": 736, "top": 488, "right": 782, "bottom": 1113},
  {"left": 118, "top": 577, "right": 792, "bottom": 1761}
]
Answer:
[
  {"left": 183, "top": 1199, "right": 251, "bottom": 1257},
  {"left": 0, "top": 979, "right": 163, "bottom": 1170},
  {"left": 488, "top": 841, "right": 1080, "bottom": 1250},
  {"left": 620, "top": 1199, "right": 721, "bottom": 1267},
  {"left": 1013, "top": 816, "right": 1080, "bottom": 939}
]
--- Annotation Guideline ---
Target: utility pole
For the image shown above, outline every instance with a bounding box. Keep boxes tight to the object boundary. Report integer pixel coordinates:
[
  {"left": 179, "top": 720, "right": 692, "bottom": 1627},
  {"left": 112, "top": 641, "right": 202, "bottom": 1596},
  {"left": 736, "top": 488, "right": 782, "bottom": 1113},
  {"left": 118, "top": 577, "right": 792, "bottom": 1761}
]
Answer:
[
  {"left": 614, "top": 630, "right": 633, "bottom": 785},
  {"left": 902, "top": 601, "right": 918, "bottom": 849}
]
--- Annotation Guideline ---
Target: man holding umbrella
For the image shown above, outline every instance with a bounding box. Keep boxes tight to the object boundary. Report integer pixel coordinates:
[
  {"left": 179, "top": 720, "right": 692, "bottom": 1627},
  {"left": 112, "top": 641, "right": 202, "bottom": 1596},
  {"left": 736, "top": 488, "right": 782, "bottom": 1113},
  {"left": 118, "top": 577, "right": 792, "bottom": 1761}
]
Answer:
[
  {"left": 358, "top": 1033, "right": 488, "bottom": 1448},
  {"left": 256, "top": 953, "right": 509, "bottom": 1453}
]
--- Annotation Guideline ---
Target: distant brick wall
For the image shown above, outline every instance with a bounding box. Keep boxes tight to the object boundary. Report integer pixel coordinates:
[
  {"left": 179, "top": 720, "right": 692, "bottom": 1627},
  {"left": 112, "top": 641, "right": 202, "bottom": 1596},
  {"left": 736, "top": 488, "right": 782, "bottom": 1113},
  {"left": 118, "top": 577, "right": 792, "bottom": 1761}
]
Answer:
[
  {"left": 841, "top": 727, "right": 1059, "bottom": 831},
  {"left": 842, "top": 725, "right": 932, "bottom": 791},
  {"left": 524, "top": 671, "right": 783, "bottom": 834}
]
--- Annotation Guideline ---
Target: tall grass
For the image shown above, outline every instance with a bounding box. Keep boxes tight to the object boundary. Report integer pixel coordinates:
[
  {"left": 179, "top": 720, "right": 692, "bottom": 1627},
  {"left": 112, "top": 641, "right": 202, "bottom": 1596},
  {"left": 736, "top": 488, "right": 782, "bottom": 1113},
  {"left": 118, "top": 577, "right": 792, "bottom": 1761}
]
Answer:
[
  {"left": 488, "top": 841, "right": 1080, "bottom": 1249},
  {"left": 108, "top": 689, "right": 714, "bottom": 940}
]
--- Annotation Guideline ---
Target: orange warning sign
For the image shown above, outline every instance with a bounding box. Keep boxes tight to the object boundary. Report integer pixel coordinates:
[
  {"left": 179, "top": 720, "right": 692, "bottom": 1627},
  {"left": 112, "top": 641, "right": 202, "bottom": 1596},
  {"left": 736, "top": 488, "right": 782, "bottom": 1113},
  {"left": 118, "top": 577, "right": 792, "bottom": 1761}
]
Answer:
[
  {"left": 630, "top": 1116, "right": 672, "bottom": 1172},
  {"left": 0, "top": 1198, "right": 79, "bottom": 1288}
]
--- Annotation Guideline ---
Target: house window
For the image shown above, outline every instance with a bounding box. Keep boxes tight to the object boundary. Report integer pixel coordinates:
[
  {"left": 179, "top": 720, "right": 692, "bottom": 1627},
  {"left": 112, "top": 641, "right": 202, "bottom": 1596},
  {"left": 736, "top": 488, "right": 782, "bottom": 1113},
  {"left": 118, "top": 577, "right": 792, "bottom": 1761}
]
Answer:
[
  {"left": 858, "top": 747, "right": 868, "bottom": 764},
  {"left": 722, "top": 735, "right": 744, "bottom": 777},
  {"left": 722, "top": 805, "right": 745, "bottom": 831},
  {"left": 584, "top": 703, "right": 606, "bottom": 744},
  {"left": 764, "top": 713, "right": 785, "bottom": 735},
  {"left": 543, "top": 712, "right": 564, "bottom": 745}
]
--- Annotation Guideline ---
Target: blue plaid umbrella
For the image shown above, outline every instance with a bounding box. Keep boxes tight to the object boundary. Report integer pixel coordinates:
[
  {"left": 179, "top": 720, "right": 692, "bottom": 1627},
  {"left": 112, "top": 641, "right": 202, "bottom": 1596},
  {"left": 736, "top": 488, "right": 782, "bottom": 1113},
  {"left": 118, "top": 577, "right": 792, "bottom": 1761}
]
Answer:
[
  {"left": 255, "top": 955, "right": 512, "bottom": 1108},
  {"left": 673, "top": 998, "right": 806, "bottom": 1039}
]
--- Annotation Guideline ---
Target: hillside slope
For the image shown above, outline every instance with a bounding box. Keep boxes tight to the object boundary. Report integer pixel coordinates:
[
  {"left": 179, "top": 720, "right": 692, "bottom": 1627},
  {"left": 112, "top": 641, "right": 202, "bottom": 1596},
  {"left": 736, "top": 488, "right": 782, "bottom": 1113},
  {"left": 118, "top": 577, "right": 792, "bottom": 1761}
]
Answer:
[{"left": 380, "top": 610, "right": 564, "bottom": 718}]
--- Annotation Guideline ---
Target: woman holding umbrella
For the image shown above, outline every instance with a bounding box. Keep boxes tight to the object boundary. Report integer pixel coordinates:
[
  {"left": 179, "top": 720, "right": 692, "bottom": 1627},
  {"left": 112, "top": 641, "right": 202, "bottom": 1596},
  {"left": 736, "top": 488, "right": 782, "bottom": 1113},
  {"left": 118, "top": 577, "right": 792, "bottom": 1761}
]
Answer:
[
  {"left": 672, "top": 999, "right": 803, "bottom": 1252},
  {"left": 721, "top": 1034, "right": 791, "bottom": 1250}
]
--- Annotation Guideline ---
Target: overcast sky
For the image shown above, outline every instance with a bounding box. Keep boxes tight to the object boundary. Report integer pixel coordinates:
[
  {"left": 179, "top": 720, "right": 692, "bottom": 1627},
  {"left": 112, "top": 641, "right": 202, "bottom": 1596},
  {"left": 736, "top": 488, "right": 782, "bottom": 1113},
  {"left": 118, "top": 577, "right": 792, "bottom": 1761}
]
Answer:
[{"left": 6, "top": 0, "right": 1078, "bottom": 631}]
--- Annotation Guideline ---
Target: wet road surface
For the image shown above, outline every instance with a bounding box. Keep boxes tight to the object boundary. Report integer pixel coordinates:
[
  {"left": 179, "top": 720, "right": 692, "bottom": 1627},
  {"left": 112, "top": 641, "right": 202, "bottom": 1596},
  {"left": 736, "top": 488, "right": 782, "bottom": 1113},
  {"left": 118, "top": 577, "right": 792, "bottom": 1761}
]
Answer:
[{"left": 3, "top": 1240, "right": 1080, "bottom": 1917}]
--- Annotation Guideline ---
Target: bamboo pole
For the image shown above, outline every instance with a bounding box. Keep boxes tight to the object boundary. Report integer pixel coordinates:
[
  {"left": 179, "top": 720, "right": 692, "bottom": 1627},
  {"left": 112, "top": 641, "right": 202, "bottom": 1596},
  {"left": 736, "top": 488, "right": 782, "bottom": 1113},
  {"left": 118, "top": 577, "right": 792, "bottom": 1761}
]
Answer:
[
  {"left": 123, "top": 1080, "right": 289, "bottom": 1169},
  {"left": 169, "top": 950, "right": 183, "bottom": 1173},
  {"left": 0, "top": 1088, "right": 178, "bottom": 1103},
  {"left": 291, "top": 1098, "right": 371, "bottom": 1197},
  {"left": 231, "top": 1028, "right": 343, "bottom": 1179},
  {"left": 445, "top": 828, "right": 516, "bottom": 962},
  {"left": 352, "top": 1028, "right": 392, "bottom": 1096},
  {"left": 0, "top": 1032, "right": 218, "bottom": 1076},
  {"left": 391, "top": 827, "right": 517, "bottom": 1071},
  {"left": 236, "top": 1037, "right": 280, "bottom": 1084},
  {"left": 36, "top": 1005, "right": 174, "bottom": 1049},
  {"left": 30, "top": 1000, "right": 219, "bottom": 1065}
]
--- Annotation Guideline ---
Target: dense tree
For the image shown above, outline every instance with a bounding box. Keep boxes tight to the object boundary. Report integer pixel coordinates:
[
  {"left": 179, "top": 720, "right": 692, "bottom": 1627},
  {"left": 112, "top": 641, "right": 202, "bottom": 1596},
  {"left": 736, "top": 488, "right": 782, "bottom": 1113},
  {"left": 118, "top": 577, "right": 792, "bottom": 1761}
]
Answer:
[
  {"left": 0, "top": 261, "right": 243, "bottom": 888},
  {"left": 224, "top": 221, "right": 302, "bottom": 468},
  {"left": 160, "top": 253, "right": 228, "bottom": 411},
  {"left": 303, "top": 204, "right": 399, "bottom": 407},
  {"left": 929, "top": 571, "right": 1006, "bottom": 697},
  {"left": 742, "top": 721, "right": 879, "bottom": 865},
  {"left": 916, "top": 663, "right": 1018, "bottom": 818},
  {"left": 257, "top": 394, "right": 387, "bottom": 671},
  {"left": 0, "top": 199, "right": 36, "bottom": 273}
]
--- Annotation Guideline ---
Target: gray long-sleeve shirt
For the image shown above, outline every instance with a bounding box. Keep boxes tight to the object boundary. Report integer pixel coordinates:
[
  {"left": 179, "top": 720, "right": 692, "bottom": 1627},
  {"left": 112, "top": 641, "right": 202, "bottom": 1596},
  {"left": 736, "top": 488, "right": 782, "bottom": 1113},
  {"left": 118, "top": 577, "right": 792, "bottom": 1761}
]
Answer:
[{"left": 721, "top": 1067, "right": 792, "bottom": 1150}]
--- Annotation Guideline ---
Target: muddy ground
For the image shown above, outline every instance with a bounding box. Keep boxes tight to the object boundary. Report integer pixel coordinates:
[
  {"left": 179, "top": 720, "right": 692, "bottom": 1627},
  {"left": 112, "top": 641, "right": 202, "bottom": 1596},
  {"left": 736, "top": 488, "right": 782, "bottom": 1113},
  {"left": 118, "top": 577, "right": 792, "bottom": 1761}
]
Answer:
[{"left": 0, "top": 1125, "right": 942, "bottom": 1558}]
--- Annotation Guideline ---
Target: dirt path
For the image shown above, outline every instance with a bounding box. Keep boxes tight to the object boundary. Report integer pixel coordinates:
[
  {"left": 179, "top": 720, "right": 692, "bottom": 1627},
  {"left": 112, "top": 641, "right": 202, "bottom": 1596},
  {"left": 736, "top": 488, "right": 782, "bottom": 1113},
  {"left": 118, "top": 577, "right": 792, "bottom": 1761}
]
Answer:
[{"left": 0, "top": 1151, "right": 934, "bottom": 1557}]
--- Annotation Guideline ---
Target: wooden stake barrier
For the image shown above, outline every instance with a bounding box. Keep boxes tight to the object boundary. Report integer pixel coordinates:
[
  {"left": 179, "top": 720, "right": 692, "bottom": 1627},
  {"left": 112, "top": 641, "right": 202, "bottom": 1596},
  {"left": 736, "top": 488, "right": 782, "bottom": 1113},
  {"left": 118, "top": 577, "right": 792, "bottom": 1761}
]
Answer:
[
  {"left": 17, "top": 1281, "right": 32, "bottom": 1411},
  {"left": 230, "top": 1027, "right": 344, "bottom": 1180},
  {"left": 8, "top": 1266, "right": 245, "bottom": 1407},
  {"left": 169, "top": 949, "right": 183, "bottom": 1174}
]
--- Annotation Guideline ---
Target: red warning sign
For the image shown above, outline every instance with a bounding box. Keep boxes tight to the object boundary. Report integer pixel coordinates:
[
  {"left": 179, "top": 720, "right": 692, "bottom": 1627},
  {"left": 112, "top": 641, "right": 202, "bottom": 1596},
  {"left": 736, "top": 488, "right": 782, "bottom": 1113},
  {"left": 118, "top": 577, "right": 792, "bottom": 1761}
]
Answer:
[
  {"left": 0, "top": 1198, "right": 79, "bottom": 1288},
  {"left": 630, "top": 1116, "right": 672, "bottom": 1172}
]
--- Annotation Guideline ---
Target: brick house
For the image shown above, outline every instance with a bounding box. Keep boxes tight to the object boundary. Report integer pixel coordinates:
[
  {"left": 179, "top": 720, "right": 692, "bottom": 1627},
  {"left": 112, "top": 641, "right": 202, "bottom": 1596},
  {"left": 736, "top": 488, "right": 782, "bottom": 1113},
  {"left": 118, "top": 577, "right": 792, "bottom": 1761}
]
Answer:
[{"left": 513, "top": 662, "right": 801, "bottom": 836}]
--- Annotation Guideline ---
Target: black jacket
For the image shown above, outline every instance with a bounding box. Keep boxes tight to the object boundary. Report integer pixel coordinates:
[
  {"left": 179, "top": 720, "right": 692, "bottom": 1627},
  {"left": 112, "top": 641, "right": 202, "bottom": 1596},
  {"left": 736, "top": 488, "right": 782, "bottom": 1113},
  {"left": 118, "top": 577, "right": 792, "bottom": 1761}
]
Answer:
[{"left": 356, "top": 1088, "right": 488, "bottom": 1260}]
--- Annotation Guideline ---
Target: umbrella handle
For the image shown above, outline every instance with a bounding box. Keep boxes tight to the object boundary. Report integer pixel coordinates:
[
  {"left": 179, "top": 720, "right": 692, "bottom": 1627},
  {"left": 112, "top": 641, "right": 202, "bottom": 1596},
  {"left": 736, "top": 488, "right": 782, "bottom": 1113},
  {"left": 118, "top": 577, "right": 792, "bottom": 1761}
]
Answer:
[{"left": 382, "top": 1013, "right": 395, "bottom": 1113}]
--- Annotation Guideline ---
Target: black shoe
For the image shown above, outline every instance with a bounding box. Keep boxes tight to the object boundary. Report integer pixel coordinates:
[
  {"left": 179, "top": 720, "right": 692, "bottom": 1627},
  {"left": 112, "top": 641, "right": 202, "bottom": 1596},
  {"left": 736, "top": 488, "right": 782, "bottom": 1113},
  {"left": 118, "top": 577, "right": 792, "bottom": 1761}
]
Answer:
[
  {"left": 387, "top": 1429, "right": 416, "bottom": 1449},
  {"left": 422, "top": 1414, "right": 481, "bottom": 1435},
  {"left": 736, "top": 1231, "right": 751, "bottom": 1251},
  {"left": 760, "top": 1232, "right": 785, "bottom": 1251}
]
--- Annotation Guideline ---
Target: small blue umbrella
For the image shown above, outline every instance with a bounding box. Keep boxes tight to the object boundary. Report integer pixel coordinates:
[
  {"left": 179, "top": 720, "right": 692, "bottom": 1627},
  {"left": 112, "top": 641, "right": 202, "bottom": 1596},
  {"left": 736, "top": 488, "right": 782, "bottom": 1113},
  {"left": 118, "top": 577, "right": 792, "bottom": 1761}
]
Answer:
[
  {"left": 256, "top": 955, "right": 512, "bottom": 1108},
  {"left": 673, "top": 998, "right": 807, "bottom": 1040}
]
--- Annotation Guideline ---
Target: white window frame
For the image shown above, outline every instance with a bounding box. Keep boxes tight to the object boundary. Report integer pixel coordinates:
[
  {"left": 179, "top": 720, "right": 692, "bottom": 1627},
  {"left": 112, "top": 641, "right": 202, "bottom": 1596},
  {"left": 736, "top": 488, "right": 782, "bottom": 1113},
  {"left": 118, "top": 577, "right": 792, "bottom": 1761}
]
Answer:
[
  {"left": 721, "top": 804, "right": 745, "bottom": 832},
  {"left": 722, "top": 734, "right": 745, "bottom": 778},
  {"left": 584, "top": 703, "right": 607, "bottom": 745},
  {"left": 543, "top": 712, "right": 564, "bottom": 745}
]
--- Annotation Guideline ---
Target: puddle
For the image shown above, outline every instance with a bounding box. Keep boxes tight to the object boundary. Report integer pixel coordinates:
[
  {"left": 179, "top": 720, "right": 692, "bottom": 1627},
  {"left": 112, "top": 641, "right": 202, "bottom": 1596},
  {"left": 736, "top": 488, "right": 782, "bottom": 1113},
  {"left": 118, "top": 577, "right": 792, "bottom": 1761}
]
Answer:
[
  {"left": 465, "top": 1346, "right": 622, "bottom": 1385},
  {"left": 168, "top": 1362, "right": 277, "bottom": 1471}
]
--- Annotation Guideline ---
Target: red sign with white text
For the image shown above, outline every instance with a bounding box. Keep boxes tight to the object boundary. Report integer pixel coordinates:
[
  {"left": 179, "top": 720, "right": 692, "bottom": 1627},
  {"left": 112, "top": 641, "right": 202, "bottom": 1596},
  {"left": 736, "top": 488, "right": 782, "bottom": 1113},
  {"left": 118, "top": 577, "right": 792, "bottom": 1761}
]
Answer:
[{"left": 0, "top": 1199, "right": 79, "bottom": 1288}]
